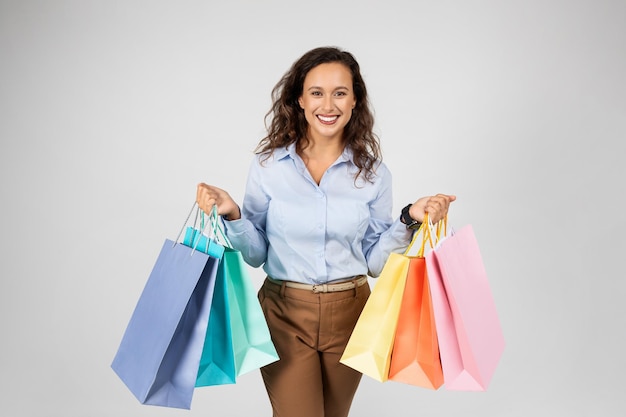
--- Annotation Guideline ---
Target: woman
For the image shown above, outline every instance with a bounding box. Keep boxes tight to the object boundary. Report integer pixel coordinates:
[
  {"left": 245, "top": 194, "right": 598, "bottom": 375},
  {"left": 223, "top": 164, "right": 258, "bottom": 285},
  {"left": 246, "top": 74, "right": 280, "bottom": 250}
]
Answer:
[{"left": 197, "top": 46, "right": 455, "bottom": 417}]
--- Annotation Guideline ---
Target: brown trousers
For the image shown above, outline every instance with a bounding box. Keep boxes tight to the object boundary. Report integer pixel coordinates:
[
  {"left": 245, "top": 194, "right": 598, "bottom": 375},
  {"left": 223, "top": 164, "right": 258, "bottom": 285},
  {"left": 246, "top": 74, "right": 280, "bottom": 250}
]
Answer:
[{"left": 258, "top": 278, "right": 371, "bottom": 417}]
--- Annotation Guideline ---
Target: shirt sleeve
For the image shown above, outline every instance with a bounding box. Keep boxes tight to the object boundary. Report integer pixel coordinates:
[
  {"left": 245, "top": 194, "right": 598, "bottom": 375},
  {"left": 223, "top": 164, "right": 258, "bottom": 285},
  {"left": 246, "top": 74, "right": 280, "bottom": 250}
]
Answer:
[
  {"left": 221, "top": 156, "right": 269, "bottom": 267},
  {"left": 361, "top": 165, "right": 414, "bottom": 277}
]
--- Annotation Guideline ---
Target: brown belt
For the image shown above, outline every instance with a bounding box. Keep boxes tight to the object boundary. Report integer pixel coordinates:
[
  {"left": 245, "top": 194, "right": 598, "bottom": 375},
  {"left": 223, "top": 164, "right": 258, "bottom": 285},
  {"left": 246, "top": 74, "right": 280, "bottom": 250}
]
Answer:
[{"left": 267, "top": 275, "right": 368, "bottom": 293}]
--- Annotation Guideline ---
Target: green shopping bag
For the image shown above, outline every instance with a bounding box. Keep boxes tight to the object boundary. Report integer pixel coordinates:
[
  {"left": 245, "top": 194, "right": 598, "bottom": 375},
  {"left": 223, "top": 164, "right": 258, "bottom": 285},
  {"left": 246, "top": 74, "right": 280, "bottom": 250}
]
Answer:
[{"left": 222, "top": 246, "right": 279, "bottom": 376}]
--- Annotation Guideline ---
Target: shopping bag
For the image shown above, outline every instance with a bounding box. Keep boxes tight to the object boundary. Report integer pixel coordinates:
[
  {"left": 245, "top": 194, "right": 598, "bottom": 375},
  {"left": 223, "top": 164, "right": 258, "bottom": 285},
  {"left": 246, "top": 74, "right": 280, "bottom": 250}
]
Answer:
[
  {"left": 197, "top": 255, "right": 237, "bottom": 386},
  {"left": 388, "top": 215, "right": 443, "bottom": 389},
  {"left": 111, "top": 236, "right": 220, "bottom": 409},
  {"left": 339, "top": 228, "right": 425, "bottom": 382},
  {"left": 223, "top": 246, "right": 280, "bottom": 375},
  {"left": 183, "top": 211, "right": 279, "bottom": 384},
  {"left": 184, "top": 225, "right": 237, "bottom": 387},
  {"left": 388, "top": 255, "right": 443, "bottom": 389},
  {"left": 426, "top": 223, "right": 505, "bottom": 391}
]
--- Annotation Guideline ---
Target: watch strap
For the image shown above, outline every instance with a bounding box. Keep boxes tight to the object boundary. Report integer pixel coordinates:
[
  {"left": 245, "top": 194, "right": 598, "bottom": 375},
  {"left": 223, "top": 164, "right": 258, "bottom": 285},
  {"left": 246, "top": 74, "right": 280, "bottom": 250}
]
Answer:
[{"left": 401, "top": 204, "right": 422, "bottom": 230}]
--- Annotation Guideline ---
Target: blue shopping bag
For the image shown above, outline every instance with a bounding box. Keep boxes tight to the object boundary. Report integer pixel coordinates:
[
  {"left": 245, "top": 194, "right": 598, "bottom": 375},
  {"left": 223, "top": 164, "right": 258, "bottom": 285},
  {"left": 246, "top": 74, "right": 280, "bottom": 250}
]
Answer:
[{"left": 111, "top": 206, "right": 221, "bottom": 409}]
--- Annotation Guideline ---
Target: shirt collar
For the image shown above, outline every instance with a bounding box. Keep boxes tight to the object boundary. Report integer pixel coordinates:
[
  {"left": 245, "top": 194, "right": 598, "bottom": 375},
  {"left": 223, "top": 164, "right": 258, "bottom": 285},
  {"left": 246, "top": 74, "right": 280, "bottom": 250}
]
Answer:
[
  {"left": 278, "top": 143, "right": 355, "bottom": 166},
  {"left": 271, "top": 146, "right": 291, "bottom": 161}
]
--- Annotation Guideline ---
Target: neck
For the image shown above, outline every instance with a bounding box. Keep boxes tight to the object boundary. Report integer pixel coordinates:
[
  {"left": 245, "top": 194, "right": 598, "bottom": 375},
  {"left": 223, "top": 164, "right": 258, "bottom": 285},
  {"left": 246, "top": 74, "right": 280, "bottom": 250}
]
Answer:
[
  {"left": 302, "top": 141, "right": 343, "bottom": 159},
  {"left": 297, "top": 140, "right": 345, "bottom": 185},
  {"left": 299, "top": 132, "right": 345, "bottom": 160}
]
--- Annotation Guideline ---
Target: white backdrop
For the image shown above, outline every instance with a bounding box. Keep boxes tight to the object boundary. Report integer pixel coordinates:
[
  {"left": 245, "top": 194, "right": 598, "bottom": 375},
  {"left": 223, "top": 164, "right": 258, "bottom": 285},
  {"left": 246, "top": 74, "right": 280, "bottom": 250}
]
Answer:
[{"left": 1, "top": 1, "right": 625, "bottom": 416}]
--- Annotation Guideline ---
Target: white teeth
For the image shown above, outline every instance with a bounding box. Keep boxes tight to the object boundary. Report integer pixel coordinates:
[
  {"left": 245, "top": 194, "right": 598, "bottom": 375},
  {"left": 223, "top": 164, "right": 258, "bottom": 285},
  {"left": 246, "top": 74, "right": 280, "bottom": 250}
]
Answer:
[{"left": 318, "top": 115, "right": 338, "bottom": 122}]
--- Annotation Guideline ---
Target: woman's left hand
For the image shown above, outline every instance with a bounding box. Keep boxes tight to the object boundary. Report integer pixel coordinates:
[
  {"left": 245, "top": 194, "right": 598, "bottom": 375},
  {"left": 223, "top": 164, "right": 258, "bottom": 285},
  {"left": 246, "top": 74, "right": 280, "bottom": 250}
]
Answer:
[{"left": 409, "top": 194, "right": 456, "bottom": 224}]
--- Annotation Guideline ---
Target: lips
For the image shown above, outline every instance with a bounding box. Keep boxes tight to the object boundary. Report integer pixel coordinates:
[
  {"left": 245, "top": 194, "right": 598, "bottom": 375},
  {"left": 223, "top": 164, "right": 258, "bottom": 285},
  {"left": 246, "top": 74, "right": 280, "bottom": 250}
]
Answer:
[{"left": 317, "top": 115, "right": 339, "bottom": 125}]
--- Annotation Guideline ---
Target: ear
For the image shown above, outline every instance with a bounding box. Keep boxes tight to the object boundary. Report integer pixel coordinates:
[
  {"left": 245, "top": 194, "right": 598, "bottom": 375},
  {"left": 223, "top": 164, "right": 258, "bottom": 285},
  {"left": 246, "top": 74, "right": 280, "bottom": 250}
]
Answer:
[{"left": 298, "top": 96, "right": 304, "bottom": 109}]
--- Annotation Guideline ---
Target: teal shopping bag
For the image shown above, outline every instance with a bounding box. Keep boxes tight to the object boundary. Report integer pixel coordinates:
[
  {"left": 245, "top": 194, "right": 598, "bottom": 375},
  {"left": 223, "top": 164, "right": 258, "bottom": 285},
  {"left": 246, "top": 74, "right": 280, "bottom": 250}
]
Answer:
[
  {"left": 183, "top": 214, "right": 279, "bottom": 385},
  {"left": 183, "top": 227, "right": 236, "bottom": 386}
]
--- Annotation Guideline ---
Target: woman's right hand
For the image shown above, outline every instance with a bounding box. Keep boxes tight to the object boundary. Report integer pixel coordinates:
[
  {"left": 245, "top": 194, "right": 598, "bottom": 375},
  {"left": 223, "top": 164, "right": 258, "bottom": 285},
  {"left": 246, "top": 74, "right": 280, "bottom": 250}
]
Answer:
[{"left": 196, "top": 183, "right": 241, "bottom": 220}]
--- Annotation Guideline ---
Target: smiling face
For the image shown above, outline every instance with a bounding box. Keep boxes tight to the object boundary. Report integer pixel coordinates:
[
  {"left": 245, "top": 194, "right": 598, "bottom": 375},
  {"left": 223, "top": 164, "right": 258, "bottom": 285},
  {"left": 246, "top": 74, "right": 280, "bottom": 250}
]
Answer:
[{"left": 298, "top": 62, "right": 356, "bottom": 144}]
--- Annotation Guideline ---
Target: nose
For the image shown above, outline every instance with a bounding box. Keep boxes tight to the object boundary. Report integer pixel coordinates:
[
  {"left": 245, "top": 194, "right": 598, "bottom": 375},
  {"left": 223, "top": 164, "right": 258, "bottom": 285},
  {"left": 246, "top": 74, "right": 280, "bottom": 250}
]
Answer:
[{"left": 321, "top": 95, "right": 334, "bottom": 112}]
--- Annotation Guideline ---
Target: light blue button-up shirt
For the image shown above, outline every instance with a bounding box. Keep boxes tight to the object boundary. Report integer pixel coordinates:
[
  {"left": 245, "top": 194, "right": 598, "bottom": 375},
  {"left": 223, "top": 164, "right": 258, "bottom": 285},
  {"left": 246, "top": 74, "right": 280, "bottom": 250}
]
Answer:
[{"left": 223, "top": 143, "right": 413, "bottom": 284}]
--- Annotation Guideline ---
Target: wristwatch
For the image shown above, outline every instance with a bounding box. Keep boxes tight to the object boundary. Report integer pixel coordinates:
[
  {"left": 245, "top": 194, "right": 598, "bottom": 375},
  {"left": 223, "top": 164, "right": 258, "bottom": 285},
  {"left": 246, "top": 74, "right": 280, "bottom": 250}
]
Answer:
[{"left": 400, "top": 204, "right": 422, "bottom": 230}]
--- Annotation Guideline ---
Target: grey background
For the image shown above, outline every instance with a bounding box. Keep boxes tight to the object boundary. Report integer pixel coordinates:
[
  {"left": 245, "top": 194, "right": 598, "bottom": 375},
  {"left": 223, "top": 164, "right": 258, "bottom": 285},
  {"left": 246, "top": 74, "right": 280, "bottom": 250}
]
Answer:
[{"left": 1, "top": 0, "right": 624, "bottom": 416}]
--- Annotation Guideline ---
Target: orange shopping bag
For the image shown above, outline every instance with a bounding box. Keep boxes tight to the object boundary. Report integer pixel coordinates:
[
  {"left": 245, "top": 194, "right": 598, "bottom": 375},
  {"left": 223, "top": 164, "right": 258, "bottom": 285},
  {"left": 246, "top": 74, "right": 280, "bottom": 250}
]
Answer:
[{"left": 388, "top": 217, "right": 444, "bottom": 389}]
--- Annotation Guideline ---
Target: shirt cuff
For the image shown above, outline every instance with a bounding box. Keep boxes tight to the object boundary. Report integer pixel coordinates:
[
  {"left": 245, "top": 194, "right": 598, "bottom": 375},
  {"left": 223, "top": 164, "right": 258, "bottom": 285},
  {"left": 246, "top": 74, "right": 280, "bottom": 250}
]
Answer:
[{"left": 388, "top": 217, "right": 415, "bottom": 246}]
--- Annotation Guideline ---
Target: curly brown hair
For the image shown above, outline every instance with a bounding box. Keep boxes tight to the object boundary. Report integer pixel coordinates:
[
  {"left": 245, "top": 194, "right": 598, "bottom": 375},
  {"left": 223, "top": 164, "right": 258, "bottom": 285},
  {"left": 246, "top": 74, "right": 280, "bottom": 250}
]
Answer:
[{"left": 256, "top": 46, "right": 381, "bottom": 182}]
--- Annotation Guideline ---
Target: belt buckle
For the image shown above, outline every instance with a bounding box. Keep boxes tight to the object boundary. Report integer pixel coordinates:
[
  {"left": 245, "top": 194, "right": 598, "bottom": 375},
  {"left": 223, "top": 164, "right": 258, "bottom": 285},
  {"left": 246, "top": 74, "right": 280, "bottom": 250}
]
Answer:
[{"left": 312, "top": 284, "right": 324, "bottom": 293}]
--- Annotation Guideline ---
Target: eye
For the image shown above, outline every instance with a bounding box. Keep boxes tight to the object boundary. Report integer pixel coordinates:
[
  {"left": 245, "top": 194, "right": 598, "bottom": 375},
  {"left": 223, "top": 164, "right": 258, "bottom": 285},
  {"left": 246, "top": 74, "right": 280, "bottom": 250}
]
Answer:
[
  {"left": 334, "top": 91, "right": 347, "bottom": 97},
  {"left": 311, "top": 91, "right": 322, "bottom": 96}
]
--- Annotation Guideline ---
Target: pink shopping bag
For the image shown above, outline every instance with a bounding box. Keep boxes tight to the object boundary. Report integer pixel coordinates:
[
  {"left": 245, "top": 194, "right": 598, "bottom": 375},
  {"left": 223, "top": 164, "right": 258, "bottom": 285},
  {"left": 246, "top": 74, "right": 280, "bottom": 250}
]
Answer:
[{"left": 425, "top": 224, "right": 505, "bottom": 391}]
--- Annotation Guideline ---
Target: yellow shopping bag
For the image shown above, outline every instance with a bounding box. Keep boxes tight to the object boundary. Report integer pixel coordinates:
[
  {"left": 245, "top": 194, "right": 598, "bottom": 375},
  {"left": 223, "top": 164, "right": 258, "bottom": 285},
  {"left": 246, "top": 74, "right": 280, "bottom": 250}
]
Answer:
[{"left": 340, "top": 222, "right": 432, "bottom": 382}]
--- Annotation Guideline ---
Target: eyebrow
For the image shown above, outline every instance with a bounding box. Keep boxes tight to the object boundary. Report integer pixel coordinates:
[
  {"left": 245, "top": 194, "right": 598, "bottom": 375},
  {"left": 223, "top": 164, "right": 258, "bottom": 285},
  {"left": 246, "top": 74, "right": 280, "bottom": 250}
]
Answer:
[{"left": 306, "top": 86, "right": 350, "bottom": 91}]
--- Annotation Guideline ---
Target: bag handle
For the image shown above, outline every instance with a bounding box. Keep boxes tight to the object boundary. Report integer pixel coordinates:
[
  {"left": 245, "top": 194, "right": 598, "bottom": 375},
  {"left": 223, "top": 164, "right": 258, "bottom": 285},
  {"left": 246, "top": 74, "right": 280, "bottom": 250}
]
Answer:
[
  {"left": 173, "top": 202, "right": 218, "bottom": 255},
  {"left": 216, "top": 221, "right": 233, "bottom": 249},
  {"left": 174, "top": 202, "right": 199, "bottom": 245},
  {"left": 428, "top": 215, "right": 447, "bottom": 242},
  {"left": 200, "top": 206, "right": 233, "bottom": 249},
  {"left": 404, "top": 213, "right": 449, "bottom": 257},
  {"left": 404, "top": 213, "right": 432, "bottom": 257}
]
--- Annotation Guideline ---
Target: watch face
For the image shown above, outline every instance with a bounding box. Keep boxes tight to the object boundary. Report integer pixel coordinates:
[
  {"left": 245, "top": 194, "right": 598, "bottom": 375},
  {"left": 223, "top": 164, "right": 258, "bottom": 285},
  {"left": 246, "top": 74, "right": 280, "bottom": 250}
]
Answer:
[{"left": 407, "top": 221, "right": 421, "bottom": 230}]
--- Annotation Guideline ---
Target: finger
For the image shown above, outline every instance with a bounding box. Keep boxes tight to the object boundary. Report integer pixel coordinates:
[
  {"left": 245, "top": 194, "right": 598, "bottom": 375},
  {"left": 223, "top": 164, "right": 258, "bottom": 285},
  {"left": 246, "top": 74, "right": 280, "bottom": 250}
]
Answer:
[
  {"left": 425, "top": 200, "right": 446, "bottom": 223},
  {"left": 196, "top": 183, "right": 214, "bottom": 204},
  {"left": 196, "top": 183, "right": 206, "bottom": 203},
  {"left": 434, "top": 194, "right": 451, "bottom": 205},
  {"left": 430, "top": 194, "right": 455, "bottom": 214},
  {"left": 425, "top": 198, "right": 443, "bottom": 213},
  {"left": 435, "top": 193, "right": 456, "bottom": 207},
  {"left": 198, "top": 192, "right": 216, "bottom": 214},
  {"left": 202, "top": 199, "right": 216, "bottom": 215}
]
